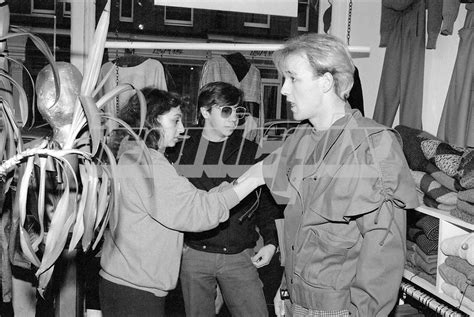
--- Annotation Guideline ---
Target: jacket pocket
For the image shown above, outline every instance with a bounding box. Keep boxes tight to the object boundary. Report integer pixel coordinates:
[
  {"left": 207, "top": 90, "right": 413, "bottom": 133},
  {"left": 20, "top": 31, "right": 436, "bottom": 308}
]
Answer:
[{"left": 295, "top": 229, "right": 356, "bottom": 288}]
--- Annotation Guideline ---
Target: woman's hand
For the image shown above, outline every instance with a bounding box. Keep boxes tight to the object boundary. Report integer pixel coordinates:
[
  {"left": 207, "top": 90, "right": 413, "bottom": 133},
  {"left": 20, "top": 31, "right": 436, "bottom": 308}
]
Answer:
[
  {"left": 232, "top": 161, "right": 265, "bottom": 201},
  {"left": 237, "top": 161, "right": 264, "bottom": 186}
]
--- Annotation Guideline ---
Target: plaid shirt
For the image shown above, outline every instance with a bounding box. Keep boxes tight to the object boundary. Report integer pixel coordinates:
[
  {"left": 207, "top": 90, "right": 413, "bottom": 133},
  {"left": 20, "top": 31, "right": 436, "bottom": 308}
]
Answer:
[{"left": 293, "top": 304, "right": 350, "bottom": 317}]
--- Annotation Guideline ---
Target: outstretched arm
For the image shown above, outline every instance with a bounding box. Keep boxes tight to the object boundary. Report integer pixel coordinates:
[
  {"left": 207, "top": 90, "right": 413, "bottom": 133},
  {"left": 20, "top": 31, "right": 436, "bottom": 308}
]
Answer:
[{"left": 234, "top": 161, "right": 264, "bottom": 200}]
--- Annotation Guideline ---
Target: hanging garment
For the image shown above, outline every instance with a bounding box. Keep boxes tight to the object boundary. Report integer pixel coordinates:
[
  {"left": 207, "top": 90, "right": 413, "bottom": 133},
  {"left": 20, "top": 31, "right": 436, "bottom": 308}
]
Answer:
[
  {"left": 374, "top": 0, "right": 426, "bottom": 129},
  {"left": 441, "top": 0, "right": 462, "bottom": 35},
  {"left": 98, "top": 57, "right": 167, "bottom": 118},
  {"left": 426, "top": 0, "right": 443, "bottom": 49},
  {"left": 347, "top": 66, "right": 365, "bottom": 116},
  {"left": 323, "top": 3, "right": 332, "bottom": 34},
  {"left": 200, "top": 53, "right": 263, "bottom": 142},
  {"left": 437, "top": 5, "right": 474, "bottom": 148}
]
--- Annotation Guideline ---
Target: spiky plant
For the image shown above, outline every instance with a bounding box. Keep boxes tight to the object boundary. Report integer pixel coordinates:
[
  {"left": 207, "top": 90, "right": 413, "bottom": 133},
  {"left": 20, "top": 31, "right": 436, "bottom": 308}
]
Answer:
[{"left": 0, "top": 0, "right": 148, "bottom": 295}]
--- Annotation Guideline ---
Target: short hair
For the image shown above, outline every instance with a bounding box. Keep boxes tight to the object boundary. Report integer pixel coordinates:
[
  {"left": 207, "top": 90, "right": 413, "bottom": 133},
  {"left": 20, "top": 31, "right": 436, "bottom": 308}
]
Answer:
[
  {"left": 110, "top": 87, "right": 184, "bottom": 153},
  {"left": 197, "top": 81, "right": 243, "bottom": 126},
  {"left": 273, "top": 33, "right": 355, "bottom": 100}
]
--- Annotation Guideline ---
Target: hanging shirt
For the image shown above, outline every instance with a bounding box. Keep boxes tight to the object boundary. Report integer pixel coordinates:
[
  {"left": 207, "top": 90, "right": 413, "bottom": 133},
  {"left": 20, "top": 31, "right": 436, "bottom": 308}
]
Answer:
[{"left": 98, "top": 58, "right": 168, "bottom": 117}]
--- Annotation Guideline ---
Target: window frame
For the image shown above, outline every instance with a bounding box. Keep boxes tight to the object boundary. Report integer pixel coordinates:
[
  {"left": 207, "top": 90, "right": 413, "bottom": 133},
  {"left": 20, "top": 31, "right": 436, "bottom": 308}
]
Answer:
[
  {"left": 119, "top": 0, "right": 134, "bottom": 23},
  {"left": 244, "top": 14, "right": 270, "bottom": 29},
  {"left": 63, "top": 2, "right": 71, "bottom": 18},
  {"left": 297, "top": 0, "right": 310, "bottom": 32},
  {"left": 30, "top": 0, "right": 55, "bottom": 15},
  {"left": 164, "top": 6, "right": 194, "bottom": 27}
]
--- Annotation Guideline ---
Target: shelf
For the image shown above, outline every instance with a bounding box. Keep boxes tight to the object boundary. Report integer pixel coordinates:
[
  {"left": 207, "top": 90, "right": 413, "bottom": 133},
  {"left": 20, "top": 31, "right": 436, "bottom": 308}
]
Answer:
[
  {"left": 407, "top": 204, "right": 474, "bottom": 316},
  {"left": 403, "top": 270, "right": 474, "bottom": 316},
  {"left": 415, "top": 205, "right": 474, "bottom": 231}
]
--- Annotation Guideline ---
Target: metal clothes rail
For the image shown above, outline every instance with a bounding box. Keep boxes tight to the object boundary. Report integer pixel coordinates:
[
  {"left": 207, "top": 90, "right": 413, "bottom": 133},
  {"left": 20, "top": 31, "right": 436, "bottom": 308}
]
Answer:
[
  {"left": 104, "top": 41, "right": 370, "bottom": 54},
  {"left": 401, "top": 281, "right": 466, "bottom": 317}
]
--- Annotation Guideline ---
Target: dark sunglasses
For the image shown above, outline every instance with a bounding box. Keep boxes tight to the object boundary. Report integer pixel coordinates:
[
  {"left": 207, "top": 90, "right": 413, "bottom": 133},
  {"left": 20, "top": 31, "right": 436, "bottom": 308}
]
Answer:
[{"left": 212, "top": 105, "right": 248, "bottom": 119}]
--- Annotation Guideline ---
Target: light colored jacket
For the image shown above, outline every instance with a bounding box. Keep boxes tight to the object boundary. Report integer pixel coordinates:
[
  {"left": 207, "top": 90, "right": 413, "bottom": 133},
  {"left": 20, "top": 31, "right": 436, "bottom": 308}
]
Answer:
[
  {"left": 263, "top": 109, "right": 419, "bottom": 316},
  {"left": 100, "top": 145, "right": 238, "bottom": 297}
]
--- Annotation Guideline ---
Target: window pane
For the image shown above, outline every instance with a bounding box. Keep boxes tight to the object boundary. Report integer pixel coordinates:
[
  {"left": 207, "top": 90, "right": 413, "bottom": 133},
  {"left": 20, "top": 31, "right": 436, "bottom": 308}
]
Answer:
[
  {"left": 263, "top": 85, "right": 278, "bottom": 120},
  {"left": 260, "top": 68, "right": 279, "bottom": 80},
  {"left": 246, "top": 14, "right": 268, "bottom": 24},
  {"left": 64, "top": 3, "right": 71, "bottom": 15},
  {"left": 121, "top": 0, "right": 133, "bottom": 18},
  {"left": 165, "top": 7, "right": 192, "bottom": 21},
  {"left": 32, "top": 0, "right": 55, "bottom": 12},
  {"left": 298, "top": 3, "right": 308, "bottom": 29},
  {"left": 162, "top": 63, "right": 201, "bottom": 126}
]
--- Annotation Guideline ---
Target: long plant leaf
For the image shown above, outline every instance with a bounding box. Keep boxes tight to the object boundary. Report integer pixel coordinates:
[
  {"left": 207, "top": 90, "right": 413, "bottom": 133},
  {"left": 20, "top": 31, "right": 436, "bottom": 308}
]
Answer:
[
  {"left": 68, "top": 163, "right": 88, "bottom": 251},
  {"left": 36, "top": 159, "right": 74, "bottom": 276},
  {"left": 2, "top": 98, "right": 22, "bottom": 148},
  {"left": 19, "top": 227, "right": 41, "bottom": 267},
  {"left": 1, "top": 54, "right": 36, "bottom": 119},
  {"left": 80, "top": 0, "right": 110, "bottom": 96},
  {"left": 92, "top": 165, "right": 112, "bottom": 247},
  {"left": 92, "top": 203, "right": 110, "bottom": 250},
  {"left": 91, "top": 62, "right": 115, "bottom": 98},
  {"left": 0, "top": 129, "right": 6, "bottom": 161},
  {"left": 81, "top": 161, "right": 99, "bottom": 251},
  {"left": 17, "top": 156, "right": 41, "bottom": 267},
  {"left": 65, "top": 98, "right": 86, "bottom": 149},
  {"left": 0, "top": 108, "right": 17, "bottom": 192},
  {"left": 32, "top": 156, "right": 48, "bottom": 251},
  {"left": 136, "top": 89, "right": 146, "bottom": 135},
  {"left": 37, "top": 209, "right": 75, "bottom": 294},
  {"left": 95, "top": 170, "right": 109, "bottom": 230},
  {"left": 0, "top": 32, "right": 60, "bottom": 107},
  {"left": 98, "top": 141, "right": 119, "bottom": 233},
  {"left": 95, "top": 83, "right": 133, "bottom": 110},
  {"left": 101, "top": 114, "right": 151, "bottom": 160},
  {"left": 37, "top": 264, "right": 55, "bottom": 298},
  {"left": 0, "top": 72, "right": 29, "bottom": 125},
  {"left": 79, "top": 95, "right": 102, "bottom": 156}
]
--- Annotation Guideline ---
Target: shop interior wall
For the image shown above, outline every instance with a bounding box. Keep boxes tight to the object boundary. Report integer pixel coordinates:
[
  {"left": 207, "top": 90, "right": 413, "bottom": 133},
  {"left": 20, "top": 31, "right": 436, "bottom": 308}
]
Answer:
[{"left": 320, "top": 0, "right": 467, "bottom": 136}]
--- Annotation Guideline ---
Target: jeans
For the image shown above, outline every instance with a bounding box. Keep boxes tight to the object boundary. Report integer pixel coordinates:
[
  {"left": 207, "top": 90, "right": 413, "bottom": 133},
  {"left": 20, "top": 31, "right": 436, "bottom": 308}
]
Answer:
[
  {"left": 180, "top": 246, "right": 268, "bottom": 317},
  {"left": 99, "top": 277, "right": 165, "bottom": 317}
]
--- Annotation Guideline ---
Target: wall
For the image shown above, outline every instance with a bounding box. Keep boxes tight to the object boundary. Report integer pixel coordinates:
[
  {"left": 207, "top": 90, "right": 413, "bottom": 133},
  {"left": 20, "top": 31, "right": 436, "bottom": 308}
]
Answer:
[{"left": 319, "top": 0, "right": 467, "bottom": 136}]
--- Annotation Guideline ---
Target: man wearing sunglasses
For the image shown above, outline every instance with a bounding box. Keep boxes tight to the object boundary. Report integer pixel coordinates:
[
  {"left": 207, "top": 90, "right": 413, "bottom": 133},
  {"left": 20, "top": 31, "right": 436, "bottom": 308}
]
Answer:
[{"left": 168, "top": 81, "right": 280, "bottom": 316}]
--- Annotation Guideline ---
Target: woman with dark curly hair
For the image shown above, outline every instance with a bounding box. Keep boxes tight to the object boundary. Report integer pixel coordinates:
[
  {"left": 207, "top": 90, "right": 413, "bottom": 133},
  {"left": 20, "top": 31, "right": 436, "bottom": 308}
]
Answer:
[{"left": 98, "top": 88, "right": 261, "bottom": 317}]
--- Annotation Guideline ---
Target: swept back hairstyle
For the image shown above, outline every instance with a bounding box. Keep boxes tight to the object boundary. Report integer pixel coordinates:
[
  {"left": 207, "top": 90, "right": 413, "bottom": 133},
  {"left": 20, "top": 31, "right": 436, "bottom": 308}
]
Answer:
[
  {"left": 273, "top": 33, "right": 355, "bottom": 100},
  {"left": 109, "top": 87, "right": 184, "bottom": 154},
  {"left": 197, "top": 81, "right": 243, "bottom": 127}
]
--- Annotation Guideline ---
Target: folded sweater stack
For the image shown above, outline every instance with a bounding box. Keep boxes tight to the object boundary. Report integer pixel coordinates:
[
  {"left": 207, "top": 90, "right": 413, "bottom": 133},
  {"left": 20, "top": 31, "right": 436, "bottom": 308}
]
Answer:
[
  {"left": 406, "top": 214, "right": 440, "bottom": 285},
  {"left": 395, "top": 125, "right": 474, "bottom": 223},
  {"left": 441, "top": 233, "right": 474, "bottom": 266}
]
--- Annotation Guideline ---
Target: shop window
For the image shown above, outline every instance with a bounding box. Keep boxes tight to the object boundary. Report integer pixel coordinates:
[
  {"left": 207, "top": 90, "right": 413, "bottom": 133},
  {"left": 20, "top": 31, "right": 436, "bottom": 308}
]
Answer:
[
  {"left": 161, "top": 62, "right": 201, "bottom": 125},
  {"left": 244, "top": 14, "right": 270, "bottom": 29},
  {"left": 298, "top": 0, "right": 309, "bottom": 31},
  {"left": 63, "top": 2, "right": 71, "bottom": 17},
  {"left": 31, "top": 0, "right": 55, "bottom": 15},
  {"left": 260, "top": 68, "right": 287, "bottom": 121},
  {"left": 120, "top": 0, "right": 134, "bottom": 22},
  {"left": 164, "top": 7, "right": 193, "bottom": 27}
]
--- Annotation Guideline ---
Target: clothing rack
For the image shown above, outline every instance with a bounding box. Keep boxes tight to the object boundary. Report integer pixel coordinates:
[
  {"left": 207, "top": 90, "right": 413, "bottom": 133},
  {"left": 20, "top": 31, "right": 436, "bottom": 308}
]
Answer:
[
  {"left": 104, "top": 41, "right": 370, "bottom": 54},
  {"left": 400, "top": 281, "right": 465, "bottom": 317}
]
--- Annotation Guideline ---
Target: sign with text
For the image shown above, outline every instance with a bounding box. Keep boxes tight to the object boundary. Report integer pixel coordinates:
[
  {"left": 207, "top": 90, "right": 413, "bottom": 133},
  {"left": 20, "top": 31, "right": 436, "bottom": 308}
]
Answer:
[{"left": 154, "top": 0, "right": 297, "bottom": 17}]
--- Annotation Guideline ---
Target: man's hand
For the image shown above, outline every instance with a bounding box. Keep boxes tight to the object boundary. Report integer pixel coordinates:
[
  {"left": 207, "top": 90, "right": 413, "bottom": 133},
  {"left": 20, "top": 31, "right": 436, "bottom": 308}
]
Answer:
[
  {"left": 274, "top": 287, "right": 285, "bottom": 316},
  {"left": 251, "top": 244, "right": 276, "bottom": 268}
]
